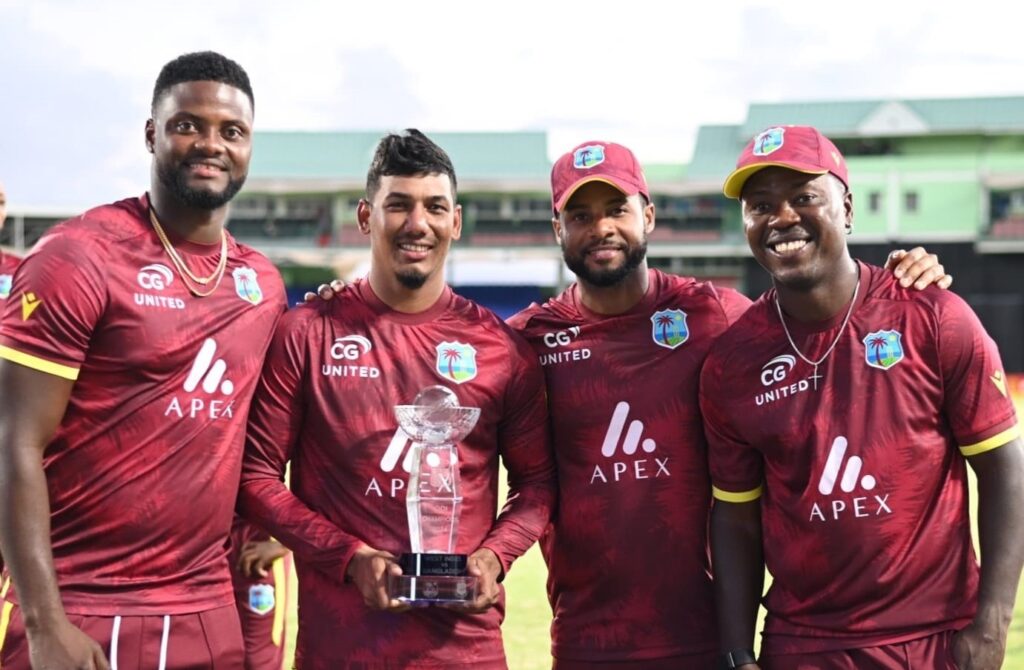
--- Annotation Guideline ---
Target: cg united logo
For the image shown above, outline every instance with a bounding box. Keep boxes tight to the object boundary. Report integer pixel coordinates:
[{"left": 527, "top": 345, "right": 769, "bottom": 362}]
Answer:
[
  {"left": 134, "top": 263, "right": 185, "bottom": 310},
  {"left": 323, "top": 335, "right": 380, "bottom": 379}
]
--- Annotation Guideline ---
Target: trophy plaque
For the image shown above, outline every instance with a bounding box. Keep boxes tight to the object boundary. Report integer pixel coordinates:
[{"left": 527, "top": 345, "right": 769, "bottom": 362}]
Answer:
[{"left": 389, "top": 386, "right": 481, "bottom": 604}]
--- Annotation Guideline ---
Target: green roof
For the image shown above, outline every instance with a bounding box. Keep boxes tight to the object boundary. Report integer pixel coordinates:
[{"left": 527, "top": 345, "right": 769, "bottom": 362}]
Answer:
[{"left": 250, "top": 131, "right": 551, "bottom": 181}]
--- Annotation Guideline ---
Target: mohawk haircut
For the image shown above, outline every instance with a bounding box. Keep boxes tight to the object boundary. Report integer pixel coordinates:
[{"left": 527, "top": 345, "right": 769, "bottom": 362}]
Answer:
[
  {"left": 366, "top": 129, "right": 458, "bottom": 200},
  {"left": 151, "top": 51, "right": 254, "bottom": 112}
]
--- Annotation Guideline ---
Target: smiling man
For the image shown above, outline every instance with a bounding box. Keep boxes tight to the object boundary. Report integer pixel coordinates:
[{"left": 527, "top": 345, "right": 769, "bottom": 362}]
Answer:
[
  {"left": 0, "top": 52, "right": 286, "bottom": 669},
  {"left": 238, "top": 129, "right": 556, "bottom": 669},
  {"left": 701, "top": 125, "right": 1024, "bottom": 670}
]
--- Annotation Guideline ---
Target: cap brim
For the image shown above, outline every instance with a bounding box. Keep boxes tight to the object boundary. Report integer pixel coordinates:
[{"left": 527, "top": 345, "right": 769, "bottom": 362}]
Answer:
[
  {"left": 722, "top": 162, "right": 829, "bottom": 199},
  {"left": 555, "top": 176, "right": 634, "bottom": 213}
]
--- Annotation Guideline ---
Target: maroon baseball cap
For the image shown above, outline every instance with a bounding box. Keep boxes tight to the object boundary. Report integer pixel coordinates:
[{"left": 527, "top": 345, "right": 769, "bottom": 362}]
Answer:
[
  {"left": 723, "top": 125, "right": 849, "bottom": 199},
  {"left": 551, "top": 141, "right": 650, "bottom": 213}
]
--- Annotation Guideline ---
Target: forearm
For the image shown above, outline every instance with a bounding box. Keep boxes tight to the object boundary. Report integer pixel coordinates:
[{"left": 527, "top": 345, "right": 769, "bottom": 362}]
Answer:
[
  {"left": 972, "top": 440, "right": 1024, "bottom": 627},
  {"left": 237, "top": 477, "right": 365, "bottom": 581},
  {"left": 0, "top": 442, "right": 66, "bottom": 628},
  {"left": 711, "top": 499, "right": 764, "bottom": 651},
  {"left": 481, "top": 467, "right": 556, "bottom": 574}
]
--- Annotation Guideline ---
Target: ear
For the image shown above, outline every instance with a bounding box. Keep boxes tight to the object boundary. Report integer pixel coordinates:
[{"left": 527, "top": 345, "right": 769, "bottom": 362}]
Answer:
[
  {"left": 551, "top": 215, "right": 563, "bottom": 245},
  {"left": 643, "top": 199, "right": 656, "bottom": 235},
  {"left": 356, "top": 199, "right": 372, "bottom": 235},
  {"left": 145, "top": 118, "right": 156, "bottom": 154},
  {"left": 843, "top": 190, "right": 854, "bottom": 233},
  {"left": 451, "top": 204, "right": 463, "bottom": 241}
]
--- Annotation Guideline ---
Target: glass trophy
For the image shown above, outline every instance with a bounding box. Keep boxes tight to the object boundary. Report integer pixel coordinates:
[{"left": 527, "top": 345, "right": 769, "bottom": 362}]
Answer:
[{"left": 389, "top": 386, "right": 481, "bottom": 604}]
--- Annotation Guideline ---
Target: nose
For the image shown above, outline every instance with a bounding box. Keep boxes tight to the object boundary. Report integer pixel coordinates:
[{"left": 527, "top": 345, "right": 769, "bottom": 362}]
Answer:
[
  {"left": 768, "top": 201, "right": 801, "bottom": 229},
  {"left": 403, "top": 202, "right": 430, "bottom": 234},
  {"left": 193, "top": 127, "right": 225, "bottom": 155},
  {"left": 592, "top": 213, "right": 617, "bottom": 238}
]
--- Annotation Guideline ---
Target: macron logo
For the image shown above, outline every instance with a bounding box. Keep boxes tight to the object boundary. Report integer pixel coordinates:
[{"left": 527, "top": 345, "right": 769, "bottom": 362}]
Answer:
[
  {"left": 602, "top": 401, "right": 657, "bottom": 457},
  {"left": 183, "top": 338, "right": 235, "bottom": 395},
  {"left": 817, "top": 436, "right": 876, "bottom": 495}
]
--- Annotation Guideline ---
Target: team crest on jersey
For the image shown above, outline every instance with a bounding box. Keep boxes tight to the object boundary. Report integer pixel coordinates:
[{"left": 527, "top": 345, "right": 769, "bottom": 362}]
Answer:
[
  {"left": 0, "top": 274, "right": 11, "bottom": 299},
  {"left": 863, "top": 329, "right": 904, "bottom": 370},
  {"left": 247, "top": 584, "right": 275, "bottom": 615},
  {"left": 573, "top": 145, "right": 605, "bottom": 169},
  {"left": 435, "top": 342, "right": 477, "bottom": 384},
  {"left": 650, "top": 309, "right": 689, "bottom": 349},
  {"left": 232, "top": 267, "right": 263, "bottom": 305},
  {"left": 753, "top": 127, "right": 785, "bottom": 156}
]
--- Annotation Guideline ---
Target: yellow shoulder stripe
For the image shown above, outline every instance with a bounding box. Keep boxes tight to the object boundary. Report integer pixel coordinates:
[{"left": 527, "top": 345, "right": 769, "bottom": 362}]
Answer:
[
  {"left": 0, "top": 345, "right": 79, "bottom": 380},
  {"left": 960, "top": 424, "right": 1021, "bottom": 457},
  {"left": 712, "top": 484, "right": 763, "bottom": 503}
]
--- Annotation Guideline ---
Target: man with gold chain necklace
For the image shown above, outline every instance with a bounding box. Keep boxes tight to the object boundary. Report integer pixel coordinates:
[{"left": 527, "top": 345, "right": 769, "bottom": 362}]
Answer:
[
  {"left": 0, "top": 51, "right": 286, "bottom": 669},
  {"left": 702, "top": 126, "right": 1024, "bottom": 670}
]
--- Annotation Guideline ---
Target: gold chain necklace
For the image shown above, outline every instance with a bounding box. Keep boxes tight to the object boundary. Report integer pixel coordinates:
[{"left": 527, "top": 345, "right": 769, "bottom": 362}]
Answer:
[
  {"left": 774, "top": 278, "right": 860, "bottom": 391},
  {"left": 148, "top": 208, "right": 229, "bottom": 298}
]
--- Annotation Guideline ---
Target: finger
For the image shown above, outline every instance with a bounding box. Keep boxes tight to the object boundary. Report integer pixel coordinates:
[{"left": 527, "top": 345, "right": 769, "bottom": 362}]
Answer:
[
  {"left": 330, "top": 279, "right": 345, "bottom": 293},
  {"left": 94, "top": 647, "right": 112, "bottom": 670},
  {"left": 913, "top": 266, "right": 944, "bottom": 290},
  {"left": 938, "top": 274, "right": 953, "bottom": 290},
  {"left": 886, "top": 249, "right": 907, "bottom": 272},
  {"left": 302, "top": 291, "right": 317, "bottom": 303}
]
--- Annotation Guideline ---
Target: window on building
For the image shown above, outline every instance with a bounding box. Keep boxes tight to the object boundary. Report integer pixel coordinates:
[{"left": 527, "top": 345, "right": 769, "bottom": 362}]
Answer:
[
  {"left": 868, "top": 192, "right": 881, "bottom": 213},
  {"left": 904, "top": 191, "right": 919, "bottom": 213}
]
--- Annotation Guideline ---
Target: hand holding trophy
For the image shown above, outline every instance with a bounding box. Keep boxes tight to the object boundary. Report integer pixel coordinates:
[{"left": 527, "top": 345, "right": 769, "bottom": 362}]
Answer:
[{"left": 390, "top": 386, "right": 481, "bottom": 605}]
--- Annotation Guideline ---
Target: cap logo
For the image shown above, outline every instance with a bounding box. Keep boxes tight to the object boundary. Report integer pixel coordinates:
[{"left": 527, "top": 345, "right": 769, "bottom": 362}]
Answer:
[
  {"left": 753, "top": 127, "right": 785, "bottom": 156},
  {"left": 831, "top": 150, "right": 843, "bottom": 167},
  {"left": 573, "top": 145, "right": 606, "bottom": 169}
]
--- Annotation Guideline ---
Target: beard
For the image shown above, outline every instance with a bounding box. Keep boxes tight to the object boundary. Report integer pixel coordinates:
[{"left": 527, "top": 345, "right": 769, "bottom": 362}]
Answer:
[
  {"left": 396, "top": 269, "right": 428, "bottom": 289},
  {"left": 562, "top": 238, "right": 648, "bottom": 288},
  {"left": 157, "top": 160, "right": 246, "bottom": 210}
]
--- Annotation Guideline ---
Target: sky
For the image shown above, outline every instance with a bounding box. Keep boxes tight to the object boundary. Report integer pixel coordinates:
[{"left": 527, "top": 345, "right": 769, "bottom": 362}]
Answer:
[{"left": 2, "top": 0, "right": 1023, "bottom": 209}]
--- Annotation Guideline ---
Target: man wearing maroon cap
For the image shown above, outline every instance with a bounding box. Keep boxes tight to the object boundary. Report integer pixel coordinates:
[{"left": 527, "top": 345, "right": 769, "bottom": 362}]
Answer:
[
  {"left": 506, "top": 137, "right": 951, "bottom": 669},
  {"left": 702, "top": 125, "right": 1024, "bottom": 669}
]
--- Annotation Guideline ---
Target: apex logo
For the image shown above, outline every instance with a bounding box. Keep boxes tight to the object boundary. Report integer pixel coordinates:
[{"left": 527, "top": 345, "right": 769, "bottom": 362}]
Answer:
[
  {"left": 363, "top": 428, "right": 429, "bottom": 498},
  {"left": 164, "top": 338, "right": 236, "bottom": 420},
  {"left": 184, "top": 338, "right": 235, "bottom": 395},
  {"left": 818, "top": 436, "right": 876, "bottom": 495},
  {"left": 809, "top": 436, "right": 891, "bottom": 522},
  {"left": 591, "top": 401, "right": 669, "bottom": 484}
]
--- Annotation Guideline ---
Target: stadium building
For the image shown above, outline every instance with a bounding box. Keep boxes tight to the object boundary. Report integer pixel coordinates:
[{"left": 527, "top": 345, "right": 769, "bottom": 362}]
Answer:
[{"left": 3, "top": 96, "right": 1022, "bottom": 371}]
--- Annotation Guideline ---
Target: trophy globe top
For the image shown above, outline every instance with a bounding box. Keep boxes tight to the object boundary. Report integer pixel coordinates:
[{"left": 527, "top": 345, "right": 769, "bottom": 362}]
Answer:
[{"left": 394, "top": 386, "right": 481, "bottom": 444}]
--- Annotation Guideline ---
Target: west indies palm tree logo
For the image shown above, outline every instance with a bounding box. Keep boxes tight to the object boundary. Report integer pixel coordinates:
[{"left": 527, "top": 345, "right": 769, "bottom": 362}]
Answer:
[
  {"left": 573, "top": 145, "right": 606, "bottom": 169},
  {"left": 435, "top": 341, "right": 478, "bottom": 384},
  {"left": 753, "top": 127, "right": 785, "bottom": 156},
  {"left": 862, "top": 329, "right": 904, "bottom": 370},
  {"left": 0, "top": 274, "right": 11, "bottom": 299},
  {"left": 232, "top": 267, "right": 263, "bottom": 305},
  {"left": 650, "top": 309, "right": 689, "bottom": 349}
]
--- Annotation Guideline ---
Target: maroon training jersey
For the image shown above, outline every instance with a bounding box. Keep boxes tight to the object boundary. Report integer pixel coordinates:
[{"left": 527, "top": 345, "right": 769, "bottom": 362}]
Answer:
[
  {"left": 0, "top": 195, "right": 287, "bottom": 615},
  {"left": 238, "top": 279, "right": 556, "bottom": 669},
  {"left": 508, "top": 269, "right": 751, "bottom": 662},
  {"left": 701, "top": 261, "right": 1020, "bottom": 654},
  {"left": 0, "top": 249, "right": 21, "bottom": 302}
]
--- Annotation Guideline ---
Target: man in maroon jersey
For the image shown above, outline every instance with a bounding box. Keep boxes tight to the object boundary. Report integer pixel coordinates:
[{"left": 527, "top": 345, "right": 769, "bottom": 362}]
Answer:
[
  {"left": 0, "top": 52, "right": 287, "bottom": 669},
  {"left": 703, "top": 125, "right": 1024, "bottom": 670},
  {"left": 505, "top": 140, "right": 951, "bottom": 670},
  {"left": 230, "top": 518, "right": 291, "bottom": 670},
  {"left": 238, "top": 129, "right": 556, "bottom": 669}
]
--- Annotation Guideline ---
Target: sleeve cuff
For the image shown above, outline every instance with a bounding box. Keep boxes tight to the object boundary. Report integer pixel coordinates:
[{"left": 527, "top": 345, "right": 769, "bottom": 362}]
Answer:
[
  {"left": 960, "top": 424, "right": 1021, "bottom": 457},
  {"left": 0, "top": 345, "right": 79, "bottom": 380},
  {"left": 712, "top": 484, "right": 763, "bottom": 503}
]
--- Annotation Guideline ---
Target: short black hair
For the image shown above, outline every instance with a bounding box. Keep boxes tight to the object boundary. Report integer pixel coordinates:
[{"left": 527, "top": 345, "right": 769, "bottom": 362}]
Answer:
[
  {"left": 366, "top": 129, "right": 457, "bottom": 200},
  {"left": 152, "top": 51, "right": 254, "bottom": 112}
]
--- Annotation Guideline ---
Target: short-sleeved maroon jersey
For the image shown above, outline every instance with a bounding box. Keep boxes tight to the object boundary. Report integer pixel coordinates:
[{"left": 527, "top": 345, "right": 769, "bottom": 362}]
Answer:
[
  {"left": 508, "top": 269, "right": 751, "bottom": 663},
  {"left": 701, "top": 262, "right": 1020, "bottom": 654},
  {"left": 0, "top": 249, "right": 20, "bottom": 302},
  {"left": 0, "top": 195, "right": 287, "bottom": 616},
  {"left": 238, "top": 279, "right": 556, "bottom": 669}
]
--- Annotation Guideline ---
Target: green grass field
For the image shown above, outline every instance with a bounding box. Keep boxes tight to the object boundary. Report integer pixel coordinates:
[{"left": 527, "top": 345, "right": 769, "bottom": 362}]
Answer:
[{"left": 281, "top": 391, "right": 1024, "bottom": 667}]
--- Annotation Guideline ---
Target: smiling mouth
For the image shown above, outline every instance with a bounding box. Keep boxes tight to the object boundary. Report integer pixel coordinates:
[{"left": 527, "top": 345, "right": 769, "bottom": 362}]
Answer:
[
  {"left": 398, "top": 242, "right": 432, "bottom": 253},
  {"left": 770, "top": 239, "right": 810, "bottom": 254}
]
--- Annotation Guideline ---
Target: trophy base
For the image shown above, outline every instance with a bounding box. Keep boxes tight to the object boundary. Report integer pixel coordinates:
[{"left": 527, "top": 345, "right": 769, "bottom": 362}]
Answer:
[{"left": 389, "top": 553, "right": 478, "bottom": 605}]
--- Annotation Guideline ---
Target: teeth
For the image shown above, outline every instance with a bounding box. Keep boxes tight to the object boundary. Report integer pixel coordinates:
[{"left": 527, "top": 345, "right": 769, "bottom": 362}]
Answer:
[
  {"left": 773, "top": 240, "right": 808, "bottom": 253},
  {"left": 399, "top": 243, "right": 430, "bottom": 252}
]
